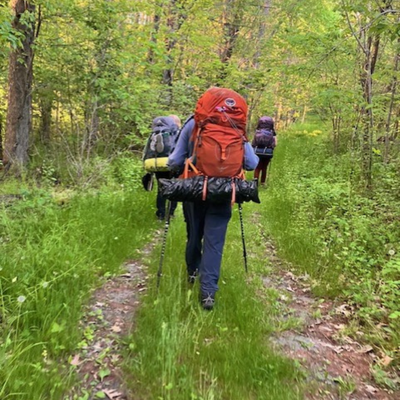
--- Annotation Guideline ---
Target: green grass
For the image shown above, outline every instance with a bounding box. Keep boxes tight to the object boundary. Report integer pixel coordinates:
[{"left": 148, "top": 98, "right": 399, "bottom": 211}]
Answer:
[
  {"left": 124, "top": 205, "right": 304, "bottom": 400},
  {"left": 256, "top": 121, "right": 400, "bottom": 349},
  {"left": 0, "top": 185, "right": 157, "bottom": 399},
  {"left": 4, "top": 123, "right": 399, "bottom": 398}
]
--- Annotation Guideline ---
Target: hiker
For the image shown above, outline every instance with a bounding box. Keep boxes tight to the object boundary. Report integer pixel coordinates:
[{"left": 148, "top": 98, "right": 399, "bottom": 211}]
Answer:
[
  {"left": 167, "top": 87, "right": 259, "bottom": 310},
  {"left": 252, "top": 116, "right": 277, "bottom": 186},
  {"left": 154, "top": 115, "right": 181, "bottom": 220},
  {"left": 142, "top": 115, "right": 181, "bottom": 220}
]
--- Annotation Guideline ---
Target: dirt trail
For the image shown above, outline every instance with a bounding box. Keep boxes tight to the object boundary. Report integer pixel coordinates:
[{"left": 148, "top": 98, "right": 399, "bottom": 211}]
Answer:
[
  {"left": 66, "top": 233, "right": 159, "bottom": 400},
  {"left": 261, "top": 234, "right": 399, "bottom": 400},
  {"left": 66, "top": 218, "right": 399, "bottom": 400}
]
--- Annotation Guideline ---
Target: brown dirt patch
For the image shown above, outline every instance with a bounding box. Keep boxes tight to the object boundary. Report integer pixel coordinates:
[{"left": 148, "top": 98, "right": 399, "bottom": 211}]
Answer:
[
  {"left": 262, "top": 238, "right": 400, "bottom": 400},
  {"left": 66, "top": 239, "right": 155, "bottom": 400}
]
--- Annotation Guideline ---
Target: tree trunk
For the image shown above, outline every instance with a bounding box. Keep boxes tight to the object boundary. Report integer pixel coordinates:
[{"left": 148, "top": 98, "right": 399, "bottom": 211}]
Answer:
[
  {"left": 393, "top": 107, "right": 400, "bottom": 139},
  {"left": 255, "top": 0, "right": 271, "bottom": 64},
  {"left": 359, "top": 34, "right": 379, "bottom": 190},
  {"left": 85, "top": 100, "right": 100, "bottom": 158},
  {"left": 3, "top": 0, "right": 35, "bottom": 173},
  {"left": 275, "top": 100, "right": 283, "bottom": 130},
  {"left": 331, "top": 114, "right": 341, "bottom": 154},
  {"left": 161, "top": 1, "right": 178, "bottom": 107},
  {"left": 40, "top": 98, "right": 52, "bottom": 145},
  {"left": 0, "top": 115, "right": 3, "bottom": 161},
  {"left": 384, "top": 46, "right": 400, "bottom": 163},
  {"left": 301, "top": 105, "right": 307, "bottom": 123},
  {"left": 148, "top": 12, "right": 160, "bottom": 65},
  {"left": 160, "top": 0, "right": 191, "bottom": 107},
  {"left": 344, "top": 5, "right": 385, "bottom": 190},
  {"left": 218, "top": 0, "right": 241, "bottom": 82}
]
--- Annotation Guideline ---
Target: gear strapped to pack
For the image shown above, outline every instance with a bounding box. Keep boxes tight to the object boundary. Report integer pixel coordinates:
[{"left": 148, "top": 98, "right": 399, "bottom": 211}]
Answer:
[{"left": 143, "top": 116, "right": 179, "bottom": 172}]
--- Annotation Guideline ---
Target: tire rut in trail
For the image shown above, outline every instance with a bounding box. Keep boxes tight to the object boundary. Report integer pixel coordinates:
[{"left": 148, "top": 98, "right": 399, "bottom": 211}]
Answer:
[
  {"left": 255, "top": 219, "right": 399, "bottom": 400},
  {"left": 66, "top": 231, "right": 161, "bottom": 400}
]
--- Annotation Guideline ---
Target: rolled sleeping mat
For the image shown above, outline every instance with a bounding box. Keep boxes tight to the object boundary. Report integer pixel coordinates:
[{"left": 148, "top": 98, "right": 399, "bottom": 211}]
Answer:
[
  {"left": 143, "top": 157, "right": 170, "bottom": 172},
  {"left": 158, "top": 176, "right": 260, "bottom": 204}
]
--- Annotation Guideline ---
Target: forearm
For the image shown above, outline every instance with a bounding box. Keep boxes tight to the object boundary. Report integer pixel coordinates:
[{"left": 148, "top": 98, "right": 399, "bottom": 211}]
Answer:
[{"left": 244, "top": 142, "right": 259, "bottom": 170}]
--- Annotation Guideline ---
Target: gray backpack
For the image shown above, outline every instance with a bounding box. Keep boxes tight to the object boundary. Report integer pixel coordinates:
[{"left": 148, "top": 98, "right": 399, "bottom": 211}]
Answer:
[{"left": 143, "top": 116, "right": 179, "bottom": 160}]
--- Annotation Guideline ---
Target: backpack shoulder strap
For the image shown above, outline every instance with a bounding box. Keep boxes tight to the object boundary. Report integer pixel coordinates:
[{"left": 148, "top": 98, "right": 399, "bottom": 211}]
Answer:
[{"left": 180, "top": 114, "right": 195, "bottom": 138}]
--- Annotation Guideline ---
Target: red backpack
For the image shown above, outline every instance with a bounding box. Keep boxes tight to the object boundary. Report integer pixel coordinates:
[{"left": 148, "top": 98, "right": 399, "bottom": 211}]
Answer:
[
  {"left": 184, "top": 87, "right": 248, "bottom": 177},
  {"left": 182, "top": 87, "right": 248, "bottom": 203}
]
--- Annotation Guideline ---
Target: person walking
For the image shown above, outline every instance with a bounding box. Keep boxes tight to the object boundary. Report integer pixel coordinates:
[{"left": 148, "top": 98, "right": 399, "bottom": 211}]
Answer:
[
  {"left": 252, "top": 116, "right": 277, "bottom": 186},
  {"left": 167, "top": 88, "right": 259, "bottom": 310},
  {"left": 153, "top": 115, "right": 181, "bottom": 220}
]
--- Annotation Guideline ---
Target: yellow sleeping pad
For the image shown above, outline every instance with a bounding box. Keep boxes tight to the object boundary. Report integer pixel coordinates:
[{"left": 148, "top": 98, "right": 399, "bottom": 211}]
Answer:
[{"left": 143, "top": 157, "right": 170, "bottom": 172}]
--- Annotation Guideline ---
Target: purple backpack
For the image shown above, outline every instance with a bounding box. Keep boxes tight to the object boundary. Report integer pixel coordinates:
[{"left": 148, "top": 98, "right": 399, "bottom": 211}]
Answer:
[{"left": 252, "top": 129, "right": 275, "bottom": 149}]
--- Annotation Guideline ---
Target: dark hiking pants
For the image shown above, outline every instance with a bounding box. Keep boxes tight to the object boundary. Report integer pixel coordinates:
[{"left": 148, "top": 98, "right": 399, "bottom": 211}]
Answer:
[
  {"left": 254, "top": 156, "right": 272, "bottom": 184},
  {"left": 183, "top": 201, "right": 232, "bottom": 295}
]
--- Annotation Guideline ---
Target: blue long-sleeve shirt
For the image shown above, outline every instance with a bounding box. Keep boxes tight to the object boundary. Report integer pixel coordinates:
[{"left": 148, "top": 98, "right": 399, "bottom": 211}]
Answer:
[{"left": 168, "top": 118, "right": 259, "bottom": 171}]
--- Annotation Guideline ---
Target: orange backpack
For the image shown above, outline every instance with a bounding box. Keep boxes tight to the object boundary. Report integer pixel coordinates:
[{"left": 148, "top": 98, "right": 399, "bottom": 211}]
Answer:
[
  {"left": 184, "top": 87, "right": 248, "bottom": 175},
  {"left": 182, "top": 87, "right": 249, "bottom": 204}
]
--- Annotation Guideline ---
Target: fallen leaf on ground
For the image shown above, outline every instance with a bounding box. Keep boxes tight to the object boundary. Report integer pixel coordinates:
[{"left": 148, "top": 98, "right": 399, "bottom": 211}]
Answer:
[
  {"left": 319, "top": 326, "right": 333, "bottom": 333},
  {"left": 335, "top": 304, "right": 352, "bottom": 317},
  {"left": 380, "top": 355, "right": 394, "bottom": 367},
  {"left": 286, "top": 272, "right": 296, "bottom": 281},
  {"left": 364, "top": 384, "right": 378, "bottom": 394},
  {"left": 70, "top": 354, "right": 80, "bottom": 366},
  {"left": 333, "top": 323, "right": 346, "bottom": 330},
  {"left": 111, "top": 325, "right": 122, "bottom": 333},
  {"left": 358, "top": 345, "right": 373, "bottom": 354},
  {"left": 104, "top": 389, "right": 123, "bottom": 399}
]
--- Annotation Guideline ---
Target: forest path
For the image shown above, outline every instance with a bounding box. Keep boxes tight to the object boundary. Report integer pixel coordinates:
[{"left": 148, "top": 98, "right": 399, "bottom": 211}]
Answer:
[
  {"left": 66, "top": 229, "right": 160, "bottom": 400},
  {"left": 66, "top": 213, "right": 399, "bottom": 400},
  {"left": 256, "top": 218, "right": 398, "bottom": 400}
]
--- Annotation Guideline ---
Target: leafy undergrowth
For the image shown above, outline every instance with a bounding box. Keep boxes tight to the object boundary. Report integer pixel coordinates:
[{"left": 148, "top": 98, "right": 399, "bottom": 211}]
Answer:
[
  {"left": 123, "top": 206, "right": 304, "bottom": 400},
  {"left": 260, "top": 122, "right": 400, "bottom": 353},
  {"left": 0, "top": 183, "right": 157, "bottom": 399}
]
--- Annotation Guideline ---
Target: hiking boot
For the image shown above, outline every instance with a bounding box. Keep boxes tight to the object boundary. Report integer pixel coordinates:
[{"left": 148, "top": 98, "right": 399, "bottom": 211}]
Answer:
[
  {"left": 200, "top": 292, "right": 215, "bottom": 311},
  {"left": 187, "top": 269, "right": 198, "bottom": 284},
  {"left": 156, "top": 211, "right": 165, "bottom": 221}
]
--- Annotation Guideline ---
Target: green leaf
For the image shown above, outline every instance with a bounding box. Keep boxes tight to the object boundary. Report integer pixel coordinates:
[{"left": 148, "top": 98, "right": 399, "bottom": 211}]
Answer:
[
  {"left": 98, "top": 368, "right": 111, "bottom": 381},
  {"left": 389, "top": 311, "right": 400, "bottom": 319},
  {"left": 50, "top": 321, "right": 64, "bottom": 333}
]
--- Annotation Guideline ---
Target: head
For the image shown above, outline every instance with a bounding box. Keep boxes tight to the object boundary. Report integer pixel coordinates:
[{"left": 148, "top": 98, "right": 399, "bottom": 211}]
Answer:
[
  {"left": 169, "top": 114, "right": 181, "bottom": 128},
  {"left": 257, "top": 116, "right": 274, "bottom": 130}
]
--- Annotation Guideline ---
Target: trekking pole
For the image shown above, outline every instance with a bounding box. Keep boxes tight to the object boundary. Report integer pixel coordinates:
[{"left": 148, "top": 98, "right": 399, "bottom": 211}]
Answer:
[
  {"left": 238, "top": 203, "right": 248, "bottom": 273},
  {"left": 265, "top": 159, "right": 272, "bottom": 186},
  {"left": 157, "top": 200, "right": 173, "bottom": 288}
]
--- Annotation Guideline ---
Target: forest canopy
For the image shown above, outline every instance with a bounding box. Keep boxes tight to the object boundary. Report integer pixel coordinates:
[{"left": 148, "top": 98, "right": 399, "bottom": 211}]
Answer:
[{"left": 0, "top": 0, "right": 399, "bottom": 183}]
